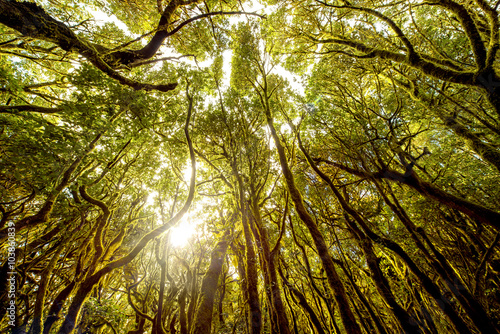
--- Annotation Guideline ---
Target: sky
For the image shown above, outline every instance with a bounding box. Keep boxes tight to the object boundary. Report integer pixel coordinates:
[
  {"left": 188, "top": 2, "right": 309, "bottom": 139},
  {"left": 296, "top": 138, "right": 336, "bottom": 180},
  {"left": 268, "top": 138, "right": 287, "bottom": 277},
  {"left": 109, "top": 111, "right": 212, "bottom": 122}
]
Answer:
[{"left": 86, "top": 1, "right": 304, "bottom": 95}]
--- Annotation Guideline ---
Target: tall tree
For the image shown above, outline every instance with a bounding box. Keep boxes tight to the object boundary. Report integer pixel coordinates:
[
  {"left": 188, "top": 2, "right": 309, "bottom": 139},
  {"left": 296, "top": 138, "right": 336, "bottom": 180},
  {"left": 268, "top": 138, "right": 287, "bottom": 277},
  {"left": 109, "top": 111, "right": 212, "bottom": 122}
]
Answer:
[{"left": 1, "top": 0, "right": 500, "bottom": 333}]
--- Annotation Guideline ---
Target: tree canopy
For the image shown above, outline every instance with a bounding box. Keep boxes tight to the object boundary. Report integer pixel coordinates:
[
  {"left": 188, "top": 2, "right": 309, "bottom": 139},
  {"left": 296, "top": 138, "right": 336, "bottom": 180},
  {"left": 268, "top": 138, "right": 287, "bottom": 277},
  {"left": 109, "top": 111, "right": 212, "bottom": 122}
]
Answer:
[{"left": 1, "top": 0, "right": 500, "bottom": 333}]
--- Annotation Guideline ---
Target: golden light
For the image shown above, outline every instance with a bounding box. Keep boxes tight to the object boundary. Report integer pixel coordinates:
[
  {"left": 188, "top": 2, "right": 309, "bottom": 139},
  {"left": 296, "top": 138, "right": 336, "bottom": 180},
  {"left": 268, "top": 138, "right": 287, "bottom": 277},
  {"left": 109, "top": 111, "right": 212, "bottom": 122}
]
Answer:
[
  {"left": 183, "top": 163, "right": 193, "bottom": 182},
  {"left": 169, "top": 219, "right": 197, "bottom": 247}
]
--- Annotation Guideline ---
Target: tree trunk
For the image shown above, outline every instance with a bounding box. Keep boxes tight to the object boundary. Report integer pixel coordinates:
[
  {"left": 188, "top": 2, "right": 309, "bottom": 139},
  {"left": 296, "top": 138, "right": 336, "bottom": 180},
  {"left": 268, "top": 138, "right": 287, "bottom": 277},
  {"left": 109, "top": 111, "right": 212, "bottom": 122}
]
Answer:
[
  {"left": 279, "top": 266, "right": 326, "bottom": 334},
  {"left": 249, "top": 198, "right": 291, "bottom": 334},
  {"left": 28, "top": 242, "right": 65, "bottom": 334},
  {"left": 262, "top": 90, "right": 362, "bottom": 333},
  {"left": 190, "top": 231, "right": 230, "bottom": 334}
]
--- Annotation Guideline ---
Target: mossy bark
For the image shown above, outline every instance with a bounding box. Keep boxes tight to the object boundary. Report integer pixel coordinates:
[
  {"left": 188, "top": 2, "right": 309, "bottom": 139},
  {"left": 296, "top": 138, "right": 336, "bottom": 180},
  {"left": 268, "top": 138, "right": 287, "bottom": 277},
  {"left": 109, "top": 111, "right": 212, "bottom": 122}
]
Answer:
[
  {"left": 190, "top": 232, "right": 230, "bottom": 334},
  {"left": 260, "top": 81, "right": 362, "bottom": 333},
  {"left": 249, "top": 198, "right": 291, "bottom": 334}
]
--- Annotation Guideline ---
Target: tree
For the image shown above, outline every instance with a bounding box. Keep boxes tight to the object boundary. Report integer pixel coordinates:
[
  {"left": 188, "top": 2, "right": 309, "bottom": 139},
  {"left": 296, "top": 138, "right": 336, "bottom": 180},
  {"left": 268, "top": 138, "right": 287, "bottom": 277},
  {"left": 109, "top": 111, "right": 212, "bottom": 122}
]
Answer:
[{"left": 1, "top": 0, "right": 500, "bottom": 333}]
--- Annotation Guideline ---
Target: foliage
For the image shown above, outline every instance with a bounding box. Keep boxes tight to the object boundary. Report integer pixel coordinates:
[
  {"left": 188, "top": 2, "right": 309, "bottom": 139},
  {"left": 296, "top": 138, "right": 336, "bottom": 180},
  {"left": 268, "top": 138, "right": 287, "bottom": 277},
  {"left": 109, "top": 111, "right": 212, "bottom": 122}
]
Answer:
[{"left": 1, "top": 0, "right": 500, "bottom": 333}]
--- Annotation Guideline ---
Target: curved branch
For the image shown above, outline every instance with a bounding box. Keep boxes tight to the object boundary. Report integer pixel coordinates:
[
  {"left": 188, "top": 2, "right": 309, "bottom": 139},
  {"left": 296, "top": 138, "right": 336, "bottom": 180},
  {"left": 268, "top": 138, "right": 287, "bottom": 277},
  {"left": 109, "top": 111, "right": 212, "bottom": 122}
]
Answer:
[
  {"left": 315, "top": 0, "right": 416, "bottom": 55},
  {"left": 95, "top": 85, "right": 196, "bottom": 274},
  {"left": 426, "top": 0, "right": 487, "bottom": 69},
  {"left": 0, "top": 0, "right": 177, "bottom": 92},
  {"left": 164, "top": 11, "right": 265, "bottom": 38},
  {"left": 78, "top": 186, "right": 110, "bottom": 217},
  {"left": 314, "top": 35, "right": 475, "bottom": 85},
  {"left": 474, "top": 0, "right": 500, "bottom": 68},
  {"left": 316, "top": 158, "right": 500, "bottom": 229},
  {"left": 0, "top": 105, "right": 62, "bottom": 114},
  {"left": 126, "top": 283, "right": 154, "bottom": 323}
]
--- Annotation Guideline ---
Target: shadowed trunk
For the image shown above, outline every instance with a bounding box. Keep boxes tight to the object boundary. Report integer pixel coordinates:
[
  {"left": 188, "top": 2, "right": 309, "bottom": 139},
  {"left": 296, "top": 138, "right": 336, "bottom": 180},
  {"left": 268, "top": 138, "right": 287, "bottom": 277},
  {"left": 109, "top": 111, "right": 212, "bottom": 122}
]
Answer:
[
  {"left": 261, "top": 84, "right": 362, "bottom": 333},
  {"left": 190, "top": 231, "right": 230, "bottom": 334}
]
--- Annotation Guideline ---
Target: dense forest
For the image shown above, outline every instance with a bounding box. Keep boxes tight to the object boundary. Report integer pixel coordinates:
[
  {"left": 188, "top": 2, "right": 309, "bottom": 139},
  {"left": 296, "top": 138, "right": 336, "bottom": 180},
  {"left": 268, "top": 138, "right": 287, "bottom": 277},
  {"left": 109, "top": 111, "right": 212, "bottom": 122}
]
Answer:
[{"left": 1, "top": 0, "right": 500, "bottom": 333}]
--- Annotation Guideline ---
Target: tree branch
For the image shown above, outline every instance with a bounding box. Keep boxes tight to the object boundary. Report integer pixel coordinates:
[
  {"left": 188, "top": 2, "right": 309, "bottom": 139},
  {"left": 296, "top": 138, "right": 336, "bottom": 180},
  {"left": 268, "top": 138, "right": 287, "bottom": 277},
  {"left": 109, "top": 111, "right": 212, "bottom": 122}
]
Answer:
[
  {"left": 426, "top": 0, "right": 487, "bottom": 69},
  {"left": 164, "top": 11, "right": 266, "bottom": 38},
  {"left": 0, "top": 105, "right": 62, "bottom": 114},
  {"left": 312, "top": 35, "right": 476, "bottom": 85},
  {"left": 0, "top": 0, "right": 177, "bottom": 92}
]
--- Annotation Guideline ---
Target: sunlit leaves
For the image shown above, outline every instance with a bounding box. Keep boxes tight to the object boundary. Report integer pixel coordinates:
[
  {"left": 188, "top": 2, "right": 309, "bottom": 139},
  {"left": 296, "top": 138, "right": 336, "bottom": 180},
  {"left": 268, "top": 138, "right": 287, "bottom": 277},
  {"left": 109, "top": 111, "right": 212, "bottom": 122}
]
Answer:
[{"left": 1, "top": 1, "right": 500, "bottom": 333}]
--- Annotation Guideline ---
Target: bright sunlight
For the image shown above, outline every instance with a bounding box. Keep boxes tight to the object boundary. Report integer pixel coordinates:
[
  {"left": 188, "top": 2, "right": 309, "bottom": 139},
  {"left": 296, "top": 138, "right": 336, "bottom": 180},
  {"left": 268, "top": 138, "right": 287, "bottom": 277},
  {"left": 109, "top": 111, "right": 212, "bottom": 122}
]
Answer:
[{"left": 169, "top": 217, "right": 198, "bottom": 247}]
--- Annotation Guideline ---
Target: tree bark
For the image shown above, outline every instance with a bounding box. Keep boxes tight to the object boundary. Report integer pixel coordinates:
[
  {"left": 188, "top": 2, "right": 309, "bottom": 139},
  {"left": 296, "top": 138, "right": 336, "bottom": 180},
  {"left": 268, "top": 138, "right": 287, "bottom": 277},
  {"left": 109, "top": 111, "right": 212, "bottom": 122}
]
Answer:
[
  {"left": 260, "top": 84, "right": 362, "bottom": 333},
  {"left": 28, "top": 243, "right": 65, "bottom": 334},
  {"left": 279, "top": 266, "right": 326, "bottom": 334},
  {"left": 231, "top": 164, "right": 262, "bottom": 334},
  {"left": 300, "top": 134, "right": 476, "bottom": 333},
  {"left": 0, "top": 0, "right": 178, "bottom": 92},
  {"left": 317, "top": 159, "right": 500, "bottom": 229},
  {"left": 249, "top": 197, "right": 291, "bottom": 334},
  {"left": 190, "top": 231, "right": 230, "bottom": 334}
]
